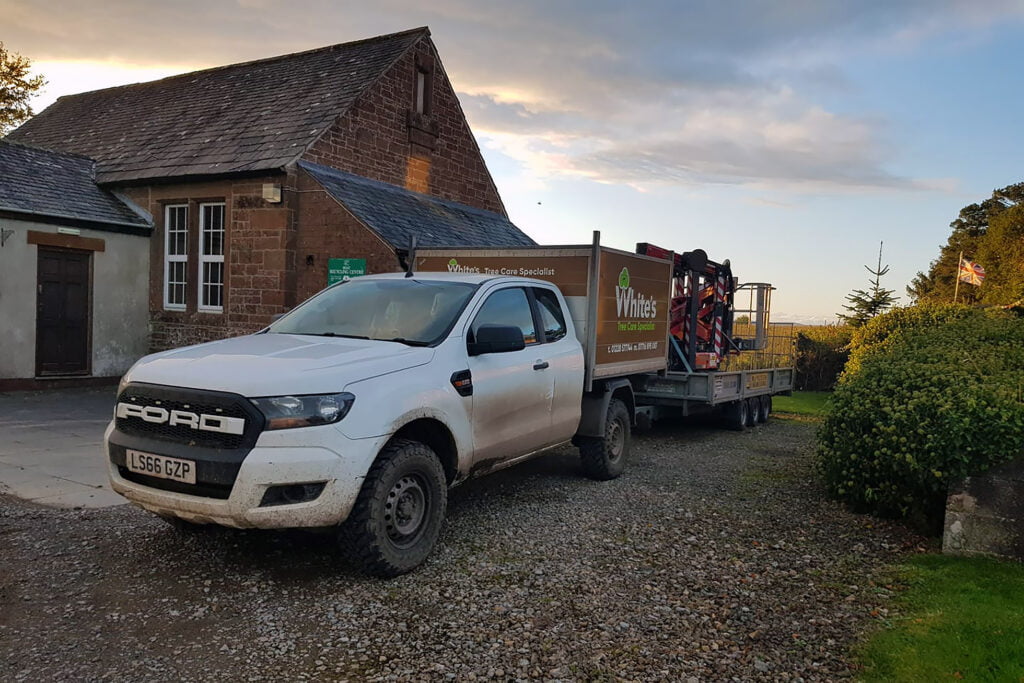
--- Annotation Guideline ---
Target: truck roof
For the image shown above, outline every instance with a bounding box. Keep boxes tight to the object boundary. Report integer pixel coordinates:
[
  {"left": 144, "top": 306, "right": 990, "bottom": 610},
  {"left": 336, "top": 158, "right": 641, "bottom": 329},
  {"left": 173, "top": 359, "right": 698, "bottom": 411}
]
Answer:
[{"left": 357, "top": 271, "right": 548, "bottom": 287}]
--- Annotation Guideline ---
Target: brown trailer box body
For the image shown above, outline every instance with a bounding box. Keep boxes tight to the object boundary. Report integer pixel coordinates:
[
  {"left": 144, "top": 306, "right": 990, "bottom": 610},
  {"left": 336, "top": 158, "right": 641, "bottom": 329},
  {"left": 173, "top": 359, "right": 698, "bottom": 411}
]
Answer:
[{"left": 416, "top": 233, "right": 672, "bottom": 389}]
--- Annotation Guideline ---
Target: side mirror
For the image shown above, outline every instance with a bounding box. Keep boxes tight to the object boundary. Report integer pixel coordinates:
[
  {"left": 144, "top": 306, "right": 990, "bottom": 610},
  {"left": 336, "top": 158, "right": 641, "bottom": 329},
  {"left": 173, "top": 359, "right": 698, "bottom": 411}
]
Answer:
[{"left": 468, "top": 324, "right": 526, "bottom": 356}]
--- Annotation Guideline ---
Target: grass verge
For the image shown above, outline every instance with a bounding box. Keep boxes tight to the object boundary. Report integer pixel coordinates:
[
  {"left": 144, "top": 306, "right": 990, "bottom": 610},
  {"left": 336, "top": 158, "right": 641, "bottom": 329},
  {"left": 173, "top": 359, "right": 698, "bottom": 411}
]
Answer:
[
  {"left": 772, "top": 391, "right": 830, "bottom": 419},
  {"left": 858, "top": 554, "right": 1024, "bottom": 682}
]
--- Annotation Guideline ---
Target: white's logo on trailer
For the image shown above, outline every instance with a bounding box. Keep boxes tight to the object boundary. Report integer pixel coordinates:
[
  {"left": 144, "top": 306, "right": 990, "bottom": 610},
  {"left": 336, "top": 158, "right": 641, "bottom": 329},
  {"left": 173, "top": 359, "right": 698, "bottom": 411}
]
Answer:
[
  {"left": 615, "top": 267, "right": 658, "bottom": 319},
  {"left": 445, "top": 258, "right": 481, "bottom": 274}
]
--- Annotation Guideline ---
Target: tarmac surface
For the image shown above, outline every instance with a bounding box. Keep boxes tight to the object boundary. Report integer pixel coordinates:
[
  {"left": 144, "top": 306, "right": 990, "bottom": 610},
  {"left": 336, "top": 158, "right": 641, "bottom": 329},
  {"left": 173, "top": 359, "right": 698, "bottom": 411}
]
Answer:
[{"left": 0, "top": 386, "right": 125, "bottom": 508}]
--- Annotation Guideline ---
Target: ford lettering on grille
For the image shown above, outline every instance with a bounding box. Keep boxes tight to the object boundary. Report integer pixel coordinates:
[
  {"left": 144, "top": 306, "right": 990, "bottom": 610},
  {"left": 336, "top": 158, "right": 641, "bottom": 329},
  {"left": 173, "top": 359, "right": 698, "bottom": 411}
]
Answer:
[{"left": 116, "top": 402, "right": 245, "bottom": 435}]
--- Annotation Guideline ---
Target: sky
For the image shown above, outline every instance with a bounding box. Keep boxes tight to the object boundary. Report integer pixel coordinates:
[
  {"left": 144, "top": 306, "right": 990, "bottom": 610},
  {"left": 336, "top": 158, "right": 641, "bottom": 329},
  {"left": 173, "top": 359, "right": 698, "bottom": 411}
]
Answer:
[{"left": 5, "top": 0, "right": 1024, "bottom": 322}]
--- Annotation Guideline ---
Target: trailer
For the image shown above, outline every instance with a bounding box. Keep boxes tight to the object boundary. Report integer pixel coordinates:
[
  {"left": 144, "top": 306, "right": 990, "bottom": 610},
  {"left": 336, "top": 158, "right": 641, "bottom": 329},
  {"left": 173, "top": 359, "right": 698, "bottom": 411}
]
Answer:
[{"left": 417, "top": 232, "right": 794, "bottom": 430}]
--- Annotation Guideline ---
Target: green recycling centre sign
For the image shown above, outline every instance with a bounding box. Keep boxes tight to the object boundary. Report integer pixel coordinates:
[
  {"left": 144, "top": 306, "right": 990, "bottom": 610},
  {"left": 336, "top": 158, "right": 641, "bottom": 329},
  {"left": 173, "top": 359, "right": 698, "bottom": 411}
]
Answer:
[{"left": 328, "top": 258, "right": 367, "bottom": 285}]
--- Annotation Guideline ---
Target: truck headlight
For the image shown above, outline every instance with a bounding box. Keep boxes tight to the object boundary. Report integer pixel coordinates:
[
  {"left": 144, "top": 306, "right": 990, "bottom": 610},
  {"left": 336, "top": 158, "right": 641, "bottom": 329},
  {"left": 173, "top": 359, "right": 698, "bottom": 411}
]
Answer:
[{"left": 251, "top": 393, "right": 355, "bottom": 430}]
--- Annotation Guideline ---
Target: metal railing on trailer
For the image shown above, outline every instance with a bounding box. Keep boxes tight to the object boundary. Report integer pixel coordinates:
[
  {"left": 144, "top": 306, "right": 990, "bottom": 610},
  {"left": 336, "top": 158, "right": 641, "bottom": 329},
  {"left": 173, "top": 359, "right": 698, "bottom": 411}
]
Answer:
[{"left": 631, "top": 320, "right": 796, "bottom": 420}]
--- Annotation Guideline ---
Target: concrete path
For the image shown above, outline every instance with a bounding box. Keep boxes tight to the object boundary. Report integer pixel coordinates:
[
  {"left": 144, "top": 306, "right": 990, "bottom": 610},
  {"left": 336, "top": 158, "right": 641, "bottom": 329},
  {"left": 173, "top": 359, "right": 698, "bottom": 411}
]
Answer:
[{"left": 0, "top": 386, "right": 125, "bottom": 508}]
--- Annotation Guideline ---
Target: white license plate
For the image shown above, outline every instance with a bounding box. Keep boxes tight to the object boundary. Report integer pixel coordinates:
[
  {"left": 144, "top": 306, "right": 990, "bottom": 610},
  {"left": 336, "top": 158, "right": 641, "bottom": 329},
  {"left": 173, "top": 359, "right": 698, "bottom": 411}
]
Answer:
[{"left": 125, "top": 449, "right": 196, "bottom": 484}]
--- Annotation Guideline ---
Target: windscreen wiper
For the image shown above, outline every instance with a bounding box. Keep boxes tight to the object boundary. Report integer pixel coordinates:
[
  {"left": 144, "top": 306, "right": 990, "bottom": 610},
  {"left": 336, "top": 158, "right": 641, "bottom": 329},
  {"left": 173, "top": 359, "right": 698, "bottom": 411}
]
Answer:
[
  {"left": 308, "top": 332, "right": 370, "bottom": 339},
  {"left": 381, "top": 337, "right": 430, "bottom": 346}
]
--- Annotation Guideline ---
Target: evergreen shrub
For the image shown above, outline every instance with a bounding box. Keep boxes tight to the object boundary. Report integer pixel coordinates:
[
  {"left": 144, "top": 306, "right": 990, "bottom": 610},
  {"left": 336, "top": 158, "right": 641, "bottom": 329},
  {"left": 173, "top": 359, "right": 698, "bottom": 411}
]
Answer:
[
  {"left": 818, "top": 309, "right": 1024, "bottom": 529},
  {"left": 795, "top": 325, "right": 852, "bottom": 391}
]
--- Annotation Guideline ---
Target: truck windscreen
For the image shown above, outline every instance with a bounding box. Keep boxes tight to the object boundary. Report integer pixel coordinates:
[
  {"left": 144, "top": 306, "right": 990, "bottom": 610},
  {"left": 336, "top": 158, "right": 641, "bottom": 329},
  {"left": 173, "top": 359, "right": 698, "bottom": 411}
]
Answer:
[{"left": 267, "top": 279, "right": 478, "bottom": 346}]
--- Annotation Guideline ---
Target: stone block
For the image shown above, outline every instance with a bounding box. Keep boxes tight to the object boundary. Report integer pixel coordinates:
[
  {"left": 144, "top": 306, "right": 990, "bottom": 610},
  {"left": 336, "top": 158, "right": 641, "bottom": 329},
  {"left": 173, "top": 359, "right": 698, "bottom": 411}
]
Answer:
[{"left": 944, "top": 459, "right": 1024, "bottom": 561}]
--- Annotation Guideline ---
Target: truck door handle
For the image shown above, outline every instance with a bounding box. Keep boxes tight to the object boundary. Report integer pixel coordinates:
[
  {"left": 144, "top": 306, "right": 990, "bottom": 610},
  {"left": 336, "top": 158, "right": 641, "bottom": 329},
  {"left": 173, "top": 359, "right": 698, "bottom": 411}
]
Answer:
[{"left": 533, "top": 360, "right": 549, "bottom": 370}]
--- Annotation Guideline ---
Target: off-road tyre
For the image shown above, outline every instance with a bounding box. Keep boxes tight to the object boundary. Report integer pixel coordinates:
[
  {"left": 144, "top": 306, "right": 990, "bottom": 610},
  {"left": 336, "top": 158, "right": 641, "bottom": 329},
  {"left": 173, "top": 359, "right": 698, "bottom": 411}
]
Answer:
[
  {"left": 747, "top": 397, "right": 763, "bottom": 425},
  {"left": 579, "top": 398, "right": 630, "bottom": 481},
  {"left": 339, "top": 439, "right": 447, "bottom": 578},
  {"left": 725, "top": 399, "right": 749, "bottom": 431},
  {"left": 760, "top": 394, "right": 772, "bottom": 421}
]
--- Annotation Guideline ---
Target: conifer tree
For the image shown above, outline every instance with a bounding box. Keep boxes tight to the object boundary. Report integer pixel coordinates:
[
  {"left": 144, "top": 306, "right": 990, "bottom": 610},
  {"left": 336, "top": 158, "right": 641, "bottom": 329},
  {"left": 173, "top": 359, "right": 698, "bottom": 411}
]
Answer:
[{"left": 838, "top": 242, "right": 899, "bottom": 327}]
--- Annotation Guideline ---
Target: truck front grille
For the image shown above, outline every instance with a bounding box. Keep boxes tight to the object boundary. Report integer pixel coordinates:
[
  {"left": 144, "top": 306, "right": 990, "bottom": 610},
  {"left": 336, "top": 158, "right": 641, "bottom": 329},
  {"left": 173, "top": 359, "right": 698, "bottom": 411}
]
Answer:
[{"left": 115, "top": 384, "right": 264, "bottom": 451}]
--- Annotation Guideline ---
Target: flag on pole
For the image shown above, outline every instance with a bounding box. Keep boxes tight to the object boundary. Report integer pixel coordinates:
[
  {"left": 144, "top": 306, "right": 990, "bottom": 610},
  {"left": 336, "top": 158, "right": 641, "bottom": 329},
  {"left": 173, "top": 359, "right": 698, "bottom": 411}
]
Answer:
[{"left": 958, "top": 257, "right": 986, "bottom": 286}]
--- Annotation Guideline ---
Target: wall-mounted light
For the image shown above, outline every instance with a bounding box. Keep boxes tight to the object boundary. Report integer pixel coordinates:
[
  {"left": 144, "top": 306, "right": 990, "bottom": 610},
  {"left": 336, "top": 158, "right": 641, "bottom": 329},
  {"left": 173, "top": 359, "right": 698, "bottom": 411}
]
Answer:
[
  {"left": 305, "top": 255, "right": 315, "bottom": 267},
  {"left": 263, "top": 183, "right": 282, "bottom": 203}
]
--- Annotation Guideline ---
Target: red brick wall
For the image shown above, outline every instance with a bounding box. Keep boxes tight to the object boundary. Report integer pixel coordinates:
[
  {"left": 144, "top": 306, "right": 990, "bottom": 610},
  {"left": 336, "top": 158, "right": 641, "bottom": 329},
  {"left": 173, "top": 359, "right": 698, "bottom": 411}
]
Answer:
[
  {"left": 294, "top": 169, "right": 401, "bottom": 303},
  {"left": 119, "top": 172, "right": 298, "bottom": 351},
  {"left": 303, "top": 36, "right": 506, "bottom": 216},
  {"left": 116, "top": 35, "right": 512, "bottom": 352}
]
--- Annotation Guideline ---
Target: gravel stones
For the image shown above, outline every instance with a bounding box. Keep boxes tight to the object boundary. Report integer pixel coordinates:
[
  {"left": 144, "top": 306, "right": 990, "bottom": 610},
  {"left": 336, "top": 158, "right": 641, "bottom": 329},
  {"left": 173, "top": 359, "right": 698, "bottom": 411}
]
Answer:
[{"left": 0, "top": 419, "right": 922, "bottom": 680}]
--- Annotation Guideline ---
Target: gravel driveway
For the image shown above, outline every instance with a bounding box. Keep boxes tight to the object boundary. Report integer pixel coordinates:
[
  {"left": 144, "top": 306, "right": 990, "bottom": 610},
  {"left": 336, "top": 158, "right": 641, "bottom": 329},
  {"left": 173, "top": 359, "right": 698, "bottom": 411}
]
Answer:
[{"left": 0, "top": 418, "right": 922, "bottom": 681}]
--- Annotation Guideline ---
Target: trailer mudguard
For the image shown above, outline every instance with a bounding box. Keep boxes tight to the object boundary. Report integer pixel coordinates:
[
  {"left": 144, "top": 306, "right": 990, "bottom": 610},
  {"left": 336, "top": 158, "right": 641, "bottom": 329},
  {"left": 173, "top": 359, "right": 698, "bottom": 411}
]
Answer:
[{"left": 576, "top": 378, "right": 635, "bottom": 438}]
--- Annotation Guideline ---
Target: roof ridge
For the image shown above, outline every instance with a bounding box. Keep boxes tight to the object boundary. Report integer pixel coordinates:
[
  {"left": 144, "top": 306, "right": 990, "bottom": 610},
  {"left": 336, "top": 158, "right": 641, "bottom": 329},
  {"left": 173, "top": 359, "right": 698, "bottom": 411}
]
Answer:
[
  {"left": 0, "top": 142, "right": 151, "bottom": 228},
  {"left": 297, "top": 160, "right": 534, "bottom": 249},
  {"left": 298, "top": 160, "right": 507, "bottom": 219},
  {"left": 50, "top": 26, "right": 431, "bottom": 102},
  {"left": 0, "top": 137, "right": 96, "bottom": 163}
]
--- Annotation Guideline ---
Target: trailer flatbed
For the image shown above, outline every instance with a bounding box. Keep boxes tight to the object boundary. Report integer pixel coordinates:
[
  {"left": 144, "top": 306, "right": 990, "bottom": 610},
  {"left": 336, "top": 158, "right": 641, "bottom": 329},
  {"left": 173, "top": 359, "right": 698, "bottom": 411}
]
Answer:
[{"left": 635, "top": 367, "right": 794, "bottom": 410}]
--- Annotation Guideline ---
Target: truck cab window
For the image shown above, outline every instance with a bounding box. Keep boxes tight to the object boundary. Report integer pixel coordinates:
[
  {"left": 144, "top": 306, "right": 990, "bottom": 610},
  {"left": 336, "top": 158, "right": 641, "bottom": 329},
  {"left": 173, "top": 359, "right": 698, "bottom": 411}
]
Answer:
[
  {"left": 533, "top": 288, "right": 567, "bottom": 343},
  {"left": 470, "top": 288, "right": 537, "bottom": 344}
]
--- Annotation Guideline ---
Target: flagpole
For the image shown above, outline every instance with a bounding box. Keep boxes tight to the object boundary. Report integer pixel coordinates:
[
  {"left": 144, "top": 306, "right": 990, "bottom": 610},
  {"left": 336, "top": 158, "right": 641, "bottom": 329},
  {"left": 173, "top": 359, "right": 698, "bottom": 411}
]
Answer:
[{"left": 953, "top": 250, "right": 962, "bottom": 303}]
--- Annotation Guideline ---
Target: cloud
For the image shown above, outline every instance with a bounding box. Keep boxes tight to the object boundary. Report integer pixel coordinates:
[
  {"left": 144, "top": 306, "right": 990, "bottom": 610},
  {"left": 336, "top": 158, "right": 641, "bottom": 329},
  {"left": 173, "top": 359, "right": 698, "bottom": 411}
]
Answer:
[{"left": 6, "top": 0, "right": 1024, "bottom": 190}]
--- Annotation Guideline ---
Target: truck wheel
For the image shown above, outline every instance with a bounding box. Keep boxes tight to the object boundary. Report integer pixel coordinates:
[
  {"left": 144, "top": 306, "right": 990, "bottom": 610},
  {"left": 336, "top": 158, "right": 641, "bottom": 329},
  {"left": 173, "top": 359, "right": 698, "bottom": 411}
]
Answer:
[
  {"left": 725, "top": 399, "right": 748, "bottom": 431},
  {"left": 339, "top": 439, "right": 447, "bottom": 577},
  {"left": 579, "top": 398, "right": 630, "bottom": 481},
  {"left": 748, "top": 397, "right": 762, "bottom": 425},
  {"left": 760, "top": 395, "right": 772, "bottom": 421}
]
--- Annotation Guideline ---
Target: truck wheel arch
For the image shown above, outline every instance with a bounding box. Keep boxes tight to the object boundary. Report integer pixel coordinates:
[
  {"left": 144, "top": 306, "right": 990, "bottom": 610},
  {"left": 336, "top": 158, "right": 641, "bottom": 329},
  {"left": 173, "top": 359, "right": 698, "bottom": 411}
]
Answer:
[
  {"left": 576, "top": 379, "right": 635, "bottom": 439},
  {"left": 390, "top": 418, "right": 459, "bottom": 485}
]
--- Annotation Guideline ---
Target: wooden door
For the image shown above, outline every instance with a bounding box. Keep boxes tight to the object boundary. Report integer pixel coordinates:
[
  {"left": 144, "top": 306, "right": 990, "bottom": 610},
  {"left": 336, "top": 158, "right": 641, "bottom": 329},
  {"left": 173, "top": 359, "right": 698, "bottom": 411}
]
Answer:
[{"left": 36, "top": 248, "right": 91, "bottom": 375}]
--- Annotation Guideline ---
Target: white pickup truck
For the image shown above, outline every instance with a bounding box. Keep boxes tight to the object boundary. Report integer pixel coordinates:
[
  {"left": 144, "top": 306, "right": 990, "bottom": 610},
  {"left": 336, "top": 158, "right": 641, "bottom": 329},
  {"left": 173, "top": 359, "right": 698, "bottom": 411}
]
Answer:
[{"left": 107, "top": 238, "right": 674, "bottom": 575}]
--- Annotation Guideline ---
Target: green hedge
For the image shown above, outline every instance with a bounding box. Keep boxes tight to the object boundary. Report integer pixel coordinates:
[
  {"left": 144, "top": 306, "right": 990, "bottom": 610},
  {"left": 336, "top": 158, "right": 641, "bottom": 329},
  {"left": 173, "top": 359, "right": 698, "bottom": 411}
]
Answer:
[
  {"left": 841, "top": 303, "right": 977, "bottom": 381},
  {"left": 795, "top": 325, "right": 852, "bottom": 391},
  {"left": 818, "top": 308, "right": 1024, "bottom": 529}
]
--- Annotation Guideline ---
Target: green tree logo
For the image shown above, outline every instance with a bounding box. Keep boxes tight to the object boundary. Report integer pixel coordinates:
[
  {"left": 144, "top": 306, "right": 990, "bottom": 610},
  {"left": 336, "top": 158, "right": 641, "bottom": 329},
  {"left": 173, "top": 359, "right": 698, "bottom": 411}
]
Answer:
[
  {"left": 449, "top": 258, "right": 458, "bottom": 267},
  {"left": 618, "top": 267, "right": 630, "bottom": 289}
]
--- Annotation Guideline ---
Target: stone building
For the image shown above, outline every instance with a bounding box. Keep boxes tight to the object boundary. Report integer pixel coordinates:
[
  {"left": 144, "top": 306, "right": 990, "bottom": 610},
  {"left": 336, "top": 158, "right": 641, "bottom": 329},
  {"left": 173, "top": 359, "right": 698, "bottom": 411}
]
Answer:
[{"left": 4, "top": 27, "right": 533, "bottom": 369}]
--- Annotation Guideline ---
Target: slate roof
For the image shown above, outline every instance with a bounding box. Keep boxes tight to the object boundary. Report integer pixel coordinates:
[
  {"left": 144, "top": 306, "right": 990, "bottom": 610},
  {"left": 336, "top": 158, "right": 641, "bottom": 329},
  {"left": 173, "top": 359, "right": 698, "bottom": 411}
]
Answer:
[
  {"left": 6, "top": 28, "right": 428, "bottom": 184},
  {"left": 0, "top": 140, "right": 150, "bottom": 229},
  {"left": 299, "top": 160, "right": 535, "bottom": 248}
]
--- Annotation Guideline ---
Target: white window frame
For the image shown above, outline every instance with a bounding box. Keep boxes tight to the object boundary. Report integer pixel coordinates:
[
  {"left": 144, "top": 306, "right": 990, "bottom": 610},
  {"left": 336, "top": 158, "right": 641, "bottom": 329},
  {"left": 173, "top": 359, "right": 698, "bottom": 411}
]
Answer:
[
  {"left": 163, "top": 204, "right": 188, "bottom": 311},
  {"left": 198, "top": 202, "right": 226, "bottom": 313}
]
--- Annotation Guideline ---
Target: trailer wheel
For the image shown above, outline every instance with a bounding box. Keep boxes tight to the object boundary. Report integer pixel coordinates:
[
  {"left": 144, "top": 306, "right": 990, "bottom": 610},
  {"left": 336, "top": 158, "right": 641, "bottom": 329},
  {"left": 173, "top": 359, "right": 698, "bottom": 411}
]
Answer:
[
  {"left": 760, "top": 395, "right": 772, "bottom": 421},
  {"left": 748, "top": 397, "right": 763, "bottom": 425},
  {"left": 725, "top": 399, "right": 748, "bottom": 431},
  {"left": 745, "top": 397, "right": 761, "bottom": 423},
  {"left": 579, "top": 398, "right": 630, "bottom": 480},
  {"left": 339, "top": 438, "right": 447, "bottom": 578}
]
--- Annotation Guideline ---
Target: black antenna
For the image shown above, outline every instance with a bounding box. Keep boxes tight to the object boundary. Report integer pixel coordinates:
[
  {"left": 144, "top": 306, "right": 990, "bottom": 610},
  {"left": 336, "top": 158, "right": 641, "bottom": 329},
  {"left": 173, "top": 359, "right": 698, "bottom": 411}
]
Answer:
[{"left": 404, "top": 235, "right": 418, "bottom": 278}]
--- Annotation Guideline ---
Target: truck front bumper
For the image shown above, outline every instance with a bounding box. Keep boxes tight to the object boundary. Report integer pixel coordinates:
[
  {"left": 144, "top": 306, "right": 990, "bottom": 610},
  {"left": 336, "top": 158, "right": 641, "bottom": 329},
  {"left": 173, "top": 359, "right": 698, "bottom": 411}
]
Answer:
[{"left": 105, "top": 421, "right": 384, "bottom": 529}]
